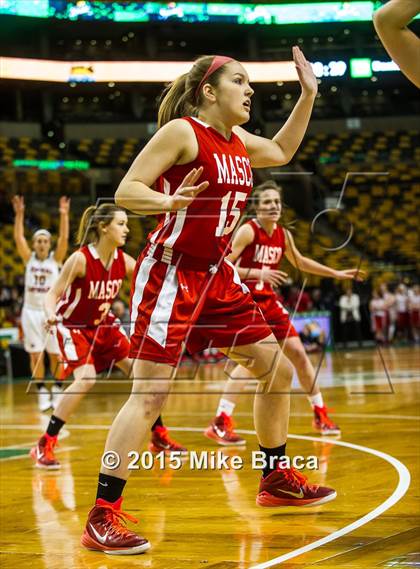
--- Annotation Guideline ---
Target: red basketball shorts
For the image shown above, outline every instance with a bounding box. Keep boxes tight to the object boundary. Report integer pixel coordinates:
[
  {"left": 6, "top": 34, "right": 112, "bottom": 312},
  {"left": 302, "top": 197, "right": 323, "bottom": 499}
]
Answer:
[
  {"left": 129, "top": 249, "right": 273, "bottom": 366},
  {"left": 56, "top": 319, "right": 130, "bottom": 377},
  {"left": 253, "top": 293, "right": 299, "bottom": 342}
]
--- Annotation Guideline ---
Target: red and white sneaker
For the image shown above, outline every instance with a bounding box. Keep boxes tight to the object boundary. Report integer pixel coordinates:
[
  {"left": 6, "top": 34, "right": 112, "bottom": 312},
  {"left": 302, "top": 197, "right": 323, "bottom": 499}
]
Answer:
[
  {"left": 148, "top": 426, "right": 188, "bottom": 455},
  {"left": 30, "top": 434, "right": 60, "bottom": 470},
  {"left": 204, "top": 412, "right": 246, "bottom": 446},
  {"left": 313, "top": 406, "right": 341, "bottom": 436},
  {"left": 81, "top": 497, "right": 150, "bottom": 555},
  {"left": 256, "top": 465, "right": 336, "bottom": 507}
]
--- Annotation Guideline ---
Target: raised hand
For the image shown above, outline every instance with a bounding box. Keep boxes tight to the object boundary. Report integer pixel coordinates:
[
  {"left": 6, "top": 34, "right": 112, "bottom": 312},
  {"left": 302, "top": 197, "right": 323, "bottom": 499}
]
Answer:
[
  {"left": 293, "top": 46, "right": 318, "bottom": 97},
  {"left": 167, "top": 166, "right": 209, "bottom": 211},
  {"left": 260, "top": 267, "right": 289, "bottom": 286},
  {"left": 335, "top": 268, "right": 367, "bottom": 282},
  {"left": 12, "top": 195, "right": 25, "bottom": 214},
  {"left": 59, "top": 196, "right": 71, "bottom": 214}
]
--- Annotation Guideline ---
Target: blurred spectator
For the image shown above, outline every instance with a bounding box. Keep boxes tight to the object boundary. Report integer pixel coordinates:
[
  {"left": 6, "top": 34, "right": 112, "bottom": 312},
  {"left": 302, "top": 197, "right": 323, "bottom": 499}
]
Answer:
[
  {"left": 311, "top": 288, "right": 330, "bottom": 311},
  {"left": 112, "top": 299, "right": 130, "bottom": 336},
  {"left": 286, "top": 285, "right": 313, "bottom": 312},
  {"left": 369, "top": 289, "right": 387, "bottom": 344},
  {"left": 408, "top": 284, "right": 420, "bottom": 343},
  {"left": 112, "top": 299, "right": 129, "bottom": 324},
  {"left": 0, "top": 279, "right": 23, "bottom": 327},
  {"left": 380, "top": 282, "right": 396, "bottom": 342},
  {"left": 339, "top": 287, "right": 362, "bottom": 346},
  {"left": 299, "top": 321, "right": 325, "bottom": 353},
  {"left": 395, "top": 283, "right": 410, "bottom": 340}
]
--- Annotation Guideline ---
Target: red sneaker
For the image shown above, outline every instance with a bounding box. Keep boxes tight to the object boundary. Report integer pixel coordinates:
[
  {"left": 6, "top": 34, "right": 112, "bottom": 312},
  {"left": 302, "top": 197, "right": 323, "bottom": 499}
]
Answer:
[
  {"left": 313, "top": 406, "right": 341, "bottom": 436},
  {"left": 204, "top": 412, "right": 246, "bottom": 446},
  {"left": 148, "top": 426, "right": 188, "bottom": 455},
  {"left": 30, "top": 434, "right": 60, "bottom": 470},
  {"left": 257, "top": 465, "right": 336, "bottom": 507},
  {"left": 81, "top": 497, "right": 150, "bottom": 555}
]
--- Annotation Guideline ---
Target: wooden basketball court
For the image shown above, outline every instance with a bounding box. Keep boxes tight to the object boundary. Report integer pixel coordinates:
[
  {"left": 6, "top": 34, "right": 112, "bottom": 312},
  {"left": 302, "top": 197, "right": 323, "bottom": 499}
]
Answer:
[{"left": 1, "top": 346, "right": 419, "bottom": 568}]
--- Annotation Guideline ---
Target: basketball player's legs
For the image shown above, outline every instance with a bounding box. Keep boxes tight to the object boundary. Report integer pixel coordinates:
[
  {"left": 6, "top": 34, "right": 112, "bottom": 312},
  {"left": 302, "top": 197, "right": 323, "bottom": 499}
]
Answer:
[
  {"left": 220, "top": 334, "right": 293, "bottom": 447},
  {"left": 29, "top": 361, "right": 98, "bottom": 469},
  {"left": 29, "top": 351, "right": 45, "bottom": 382},
  {"left": 282, "top": 336, "right": 340, "bottom": 435},
  {"left": 282, "top": 335, "right": 319, "bottom": 395},
  {"left": 49, "top": 363, "right": 98, "bottom": 423},
  {"left": 28, "top": 351, "right": 52, "bottom": 412},
  {"left": 22, "top": 307, "right": 48, "bottom": 387},
  {"left": 45, "top": 325, "right": 63, "bottom": 385},
  {"left": 115, "top": 358, "right": 186, "bottom": 453},
  {"left": 47, "top": 350, "right": 65, "bottom": 409},
  {"left": 99, "top": 358, "right": 174, "bottom": 479},
  {"left": 211, "top": 335, "right": 321, "bottom": 410},
  {"left": 207, "top": 334, "right": 340, "bottom": 440},
  {"left": 48, "top": 353, "right": 62, "bottom": 380}
]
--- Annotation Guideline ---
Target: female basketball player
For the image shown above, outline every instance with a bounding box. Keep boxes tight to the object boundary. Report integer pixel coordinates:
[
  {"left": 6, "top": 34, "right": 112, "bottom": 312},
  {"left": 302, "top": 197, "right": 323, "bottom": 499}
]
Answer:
[
  {"left": 12, "top": 195, "right": 69, "bottom": 412},
  {"left": 373, "top": 0, "right": 420, "bottom": 88},
  {"left": 205, "top": 181, "right": 365, "bottom": 446},
  {"left": 30, "top": 204, "right": 185, "bottom": 470},
  {"left": 82, "top": 49, "right": 337, "bottom": 555}
]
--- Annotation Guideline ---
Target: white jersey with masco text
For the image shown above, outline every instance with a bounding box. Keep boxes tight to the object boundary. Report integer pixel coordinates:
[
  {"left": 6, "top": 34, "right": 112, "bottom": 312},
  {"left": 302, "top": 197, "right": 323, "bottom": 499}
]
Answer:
[{"left": 24, "top": 252, "right": 60, "bottom": 310}]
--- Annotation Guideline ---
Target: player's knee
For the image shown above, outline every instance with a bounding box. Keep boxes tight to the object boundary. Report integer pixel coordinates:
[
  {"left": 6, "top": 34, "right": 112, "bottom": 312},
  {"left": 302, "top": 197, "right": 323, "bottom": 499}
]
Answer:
[
  {"left": 254, "top": 347, "right": 293, "bottom": 388},
  {"left": 278, "top": 356, "right": 293, "bottom": 385}
]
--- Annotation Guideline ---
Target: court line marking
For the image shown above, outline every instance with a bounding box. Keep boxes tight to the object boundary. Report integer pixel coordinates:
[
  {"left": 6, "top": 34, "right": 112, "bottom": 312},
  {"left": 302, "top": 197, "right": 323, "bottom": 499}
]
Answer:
[
  {"left": 0, "top": 424, "right": 412, "bottom": 566},
  {"left": 171, "top": 428, "right": 411, "bottom": 568},
  {"left": 1, "top": 410, "right": 419, "bottom": 436},
  {"left": 0, "top": 445, "right": 78, "bottom": 462},
  {"left": 0, "top": 428, "right": 70, "bottom": 461},
  {"left": 243, "top": 431, "right": 409, "bottom": 568}
]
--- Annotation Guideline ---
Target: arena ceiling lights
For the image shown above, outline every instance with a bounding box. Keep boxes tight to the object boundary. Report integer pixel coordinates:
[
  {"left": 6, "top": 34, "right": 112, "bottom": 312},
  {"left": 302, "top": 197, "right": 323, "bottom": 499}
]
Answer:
[{"left": 0, "top": 1, "right": 390, "bottom": 24}]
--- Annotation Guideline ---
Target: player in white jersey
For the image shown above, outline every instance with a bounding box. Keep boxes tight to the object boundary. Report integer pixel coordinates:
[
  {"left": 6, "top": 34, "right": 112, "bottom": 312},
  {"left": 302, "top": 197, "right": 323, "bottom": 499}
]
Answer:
[{"left": 12, "top": 195, "right": 70, "bottom": 411}]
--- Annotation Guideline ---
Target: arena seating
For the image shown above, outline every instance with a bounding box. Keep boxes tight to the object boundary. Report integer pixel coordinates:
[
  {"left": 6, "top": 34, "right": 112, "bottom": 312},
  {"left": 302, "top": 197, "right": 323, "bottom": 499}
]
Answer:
[{"left": 1, "top": 129, "right": 418, "bottom": 288}]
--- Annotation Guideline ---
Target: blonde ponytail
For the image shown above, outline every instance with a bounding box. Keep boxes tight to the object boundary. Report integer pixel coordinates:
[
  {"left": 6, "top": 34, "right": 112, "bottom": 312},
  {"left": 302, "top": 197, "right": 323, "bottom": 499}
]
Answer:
[
  {"left": 158, "top": 73, "right": 194, "bottom": 128},
  {"left": 76, "top": 203, "right": 123, "bottom": 245}
]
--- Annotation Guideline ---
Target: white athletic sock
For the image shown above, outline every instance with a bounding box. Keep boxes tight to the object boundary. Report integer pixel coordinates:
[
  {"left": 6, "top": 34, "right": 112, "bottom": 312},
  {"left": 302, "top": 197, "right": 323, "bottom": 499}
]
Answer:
[
  {"left": 216, "top": 398, "right": 235, "bottom": 417},
  {"left": 308, "top": 393, "right": 324, "bottom": 409}
]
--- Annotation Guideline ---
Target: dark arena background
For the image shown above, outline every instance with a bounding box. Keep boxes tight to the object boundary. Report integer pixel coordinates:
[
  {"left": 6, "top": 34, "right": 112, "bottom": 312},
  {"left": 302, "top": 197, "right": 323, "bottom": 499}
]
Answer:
[{"left": 0, "top": 1, "right": 419, "bottom": 568}]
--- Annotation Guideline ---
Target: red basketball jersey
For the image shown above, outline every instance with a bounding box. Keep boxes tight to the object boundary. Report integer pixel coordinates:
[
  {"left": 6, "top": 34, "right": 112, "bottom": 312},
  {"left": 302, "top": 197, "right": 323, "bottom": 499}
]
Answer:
[
  {"left": 148, "top": 117, "right": 253, "bottom": 262},
  {"left": 56, "top": 244, "right": 126, "bottom": 327},
  {"left": 237, "top": 218, "right": 286, "bottom": 298}
]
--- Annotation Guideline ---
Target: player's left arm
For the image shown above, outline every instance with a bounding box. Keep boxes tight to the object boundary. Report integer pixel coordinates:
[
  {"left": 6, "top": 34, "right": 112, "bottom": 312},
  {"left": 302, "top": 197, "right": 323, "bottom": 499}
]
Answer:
[
  {"left": 284, "top": 230, "right": 366, "bottom": 281},
  {"left": 373, "top": 0, "right": 420, "bottom": 89},
  {"left": 234, "top": 47, "right": 317, "bottom": 168},
  {"left": 54, "top": 196, "right": 70, "bottom": 263},
  {"left": 123, "top": 253, "right": 137, "bottom": 280}
]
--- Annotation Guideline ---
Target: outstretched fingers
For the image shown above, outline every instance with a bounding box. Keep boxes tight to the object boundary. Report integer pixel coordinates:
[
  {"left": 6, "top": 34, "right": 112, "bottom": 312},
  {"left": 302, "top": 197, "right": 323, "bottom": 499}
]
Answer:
[{"left": 179, "top": 166, "right": 204, "bottom": 189}]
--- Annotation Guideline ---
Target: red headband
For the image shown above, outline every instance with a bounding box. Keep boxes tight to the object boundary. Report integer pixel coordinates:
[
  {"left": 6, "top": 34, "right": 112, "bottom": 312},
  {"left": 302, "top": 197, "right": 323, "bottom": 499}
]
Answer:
[{"left": 194, "top": 55, "right": 234, "bottom": 100}]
